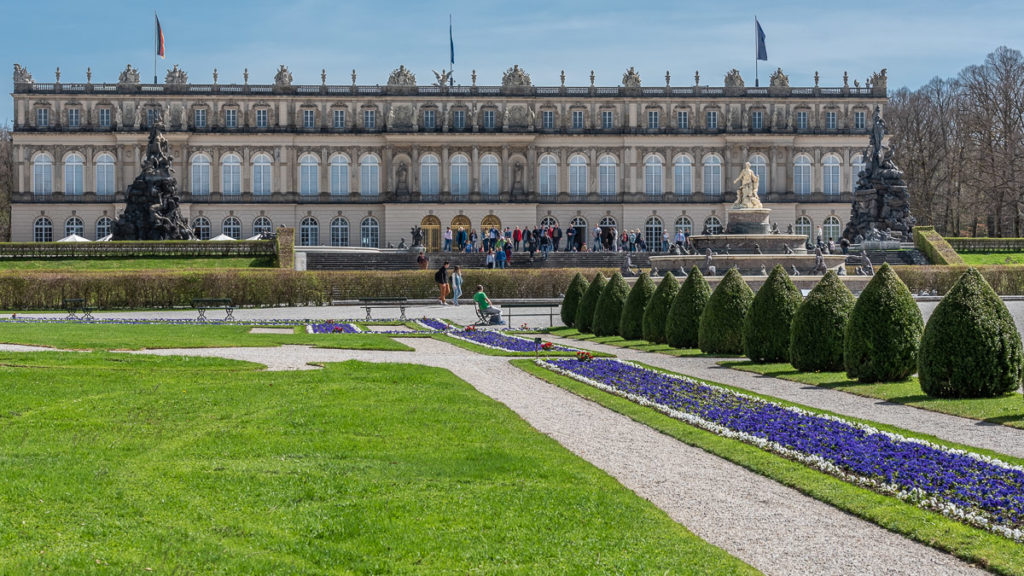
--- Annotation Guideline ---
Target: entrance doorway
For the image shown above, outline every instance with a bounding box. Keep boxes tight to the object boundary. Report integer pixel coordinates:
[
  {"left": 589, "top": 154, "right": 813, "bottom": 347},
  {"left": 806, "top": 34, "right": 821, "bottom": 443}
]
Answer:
[
  {"left": 451, "top": 215, "right": 471, "bottom": 251},
  {"left": 420, "top": 215, "right": 441, "bottom": 252},
  {"left": 570, "top": 216, "right": 587, "bottom": 251},
  {"left": 599, "top": 216, "right": 617, "bottom": 250}
]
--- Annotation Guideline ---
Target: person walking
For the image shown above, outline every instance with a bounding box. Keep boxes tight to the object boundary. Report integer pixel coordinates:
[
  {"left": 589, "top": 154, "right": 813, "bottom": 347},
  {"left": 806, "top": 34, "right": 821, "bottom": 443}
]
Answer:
[
  {"left": 434, "top": 260, "right": 451, "bottom": 305},
  {"left": 450, "top": 265, "right": 463, "bottom": 305}
]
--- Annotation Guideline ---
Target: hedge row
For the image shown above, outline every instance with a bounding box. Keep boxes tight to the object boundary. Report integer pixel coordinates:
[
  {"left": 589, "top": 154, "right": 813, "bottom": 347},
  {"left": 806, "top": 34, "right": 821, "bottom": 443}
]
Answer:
[
  {"left": 912, "top": 226, "right": 964, "bottom": 265},
  {"left": 0, "top": 240, "right": 277, "bottom": 259},
  {"left": 894, "top": 265, "right": 1024, "bottom": 294},
  {"left": 945, "top": 237, "right": 1024, "bottom": 252}
]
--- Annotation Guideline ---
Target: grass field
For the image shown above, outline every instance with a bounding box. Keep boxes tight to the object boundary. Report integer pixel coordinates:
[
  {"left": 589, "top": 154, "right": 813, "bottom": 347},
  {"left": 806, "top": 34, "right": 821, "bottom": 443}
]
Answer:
[
  {"left": 0, "top": 256, "right": 276, "bottom": 271},
  {"left": 0, "top": 352, "right": 756, "bottom": 574},
  {"left": 957, "top": 252, "right": 1024, "bottom": 266},
  {"left": 549, "top": 327, "right": 721, "bottom": 357}
]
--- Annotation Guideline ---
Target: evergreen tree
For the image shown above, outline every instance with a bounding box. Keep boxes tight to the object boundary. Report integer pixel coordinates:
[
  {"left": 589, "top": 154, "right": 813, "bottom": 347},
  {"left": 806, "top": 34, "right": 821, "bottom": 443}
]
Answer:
[
  {"left": 699, "top": 269, "right": 754, "bottom": 354},
  {"left": 560, "top": 272, "right": 589, "bottom": 327},
  {"left": 619, "top": 273, "right": 656, "bottom": 340},
  {"left": 593, "top": 272, "right": 630, "bottom": 337},
  {"left": 643, "top": 272, "right": 680, "bottom": 344},
  {"left": 574, "top": 273, "right": 606, "bottom": 334},
  {"left": 666, "top": 267, "right": 711, "bottom": 349},
  {"left": 844, "top": 263, "right": 924, "bottom": 382},
  {"left": 743, "top": 265, "right": 803, "bottom": 362},
  {"left": 790, "top": 271, "right": 856, "bottom": 371}
]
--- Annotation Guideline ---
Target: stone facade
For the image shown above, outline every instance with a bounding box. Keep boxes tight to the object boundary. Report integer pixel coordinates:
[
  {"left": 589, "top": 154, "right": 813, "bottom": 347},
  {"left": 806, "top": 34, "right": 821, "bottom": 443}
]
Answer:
[{"left": 10, "top": 64, "right": 886, "bottom": 248}]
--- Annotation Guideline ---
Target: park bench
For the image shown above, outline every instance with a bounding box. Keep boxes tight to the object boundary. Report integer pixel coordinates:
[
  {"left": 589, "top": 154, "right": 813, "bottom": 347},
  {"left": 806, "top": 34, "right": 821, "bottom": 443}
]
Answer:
[
  {"left": 496, "top": 298, "right": 563, "bottom": 328},
  {"left": 358, "top": 297, "right": 408, "bottom": 321},
  {"left": 191, "top": 298, "right": 234, "bottom": 321},
  {"left": 62, "top": 298, "right": 95, "bottom": 320}
]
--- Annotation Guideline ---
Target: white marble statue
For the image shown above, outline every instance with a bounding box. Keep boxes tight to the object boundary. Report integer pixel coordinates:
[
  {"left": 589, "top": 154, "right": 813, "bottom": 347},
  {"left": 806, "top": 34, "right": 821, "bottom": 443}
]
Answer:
[{"left": 732, "top": 161, "right": 763, "bottom": 209}]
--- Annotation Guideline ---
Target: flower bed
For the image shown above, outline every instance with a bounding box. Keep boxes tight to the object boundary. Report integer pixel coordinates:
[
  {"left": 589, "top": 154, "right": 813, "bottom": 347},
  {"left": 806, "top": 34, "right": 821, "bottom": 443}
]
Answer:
[
  {"left": 448, "top": 329, "right": 576, "bottom": 354},
  {"left": 309, "top": 322, "right": 361, "bottom": 334},
  {"left": 540, "top": 357, "right": 1024, "bottom": 542},
  {"left": 416, "top": 318, "right": 451, "bottom": 331}
]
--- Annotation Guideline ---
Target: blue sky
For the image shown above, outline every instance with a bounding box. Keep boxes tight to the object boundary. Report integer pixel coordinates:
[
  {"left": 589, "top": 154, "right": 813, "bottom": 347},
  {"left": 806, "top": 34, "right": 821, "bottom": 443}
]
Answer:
[{"left": 3, "top": 0, "right": 1022, "bottom": 126}]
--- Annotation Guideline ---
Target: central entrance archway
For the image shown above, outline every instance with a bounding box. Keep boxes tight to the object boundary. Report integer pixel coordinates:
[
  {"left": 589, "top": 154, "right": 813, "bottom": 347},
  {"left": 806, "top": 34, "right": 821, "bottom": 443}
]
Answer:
[{"left": 420, "top": 215, "right": 441, "bottom": 252}]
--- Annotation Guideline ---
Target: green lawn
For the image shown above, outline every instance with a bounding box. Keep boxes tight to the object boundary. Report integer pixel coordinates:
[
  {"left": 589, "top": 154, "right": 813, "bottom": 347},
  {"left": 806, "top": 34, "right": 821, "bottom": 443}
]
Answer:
[
  {"left": 0, "top": 352, "right": 757, "bottom": 575},
  {"left": 0, "top": 322, "right": 411, "bottom": 351},
  {"left": 0, "top": 256, "right": 275, "bottom": 271},
  {"left": 722, "top": 361, "right": 1024, "bottom": 429},
  {"left": 548, "top": 327, "right": 720, "bottom": 357},
  {"left": 958, "top": 252, "right": 1024, "bottom": 266}
]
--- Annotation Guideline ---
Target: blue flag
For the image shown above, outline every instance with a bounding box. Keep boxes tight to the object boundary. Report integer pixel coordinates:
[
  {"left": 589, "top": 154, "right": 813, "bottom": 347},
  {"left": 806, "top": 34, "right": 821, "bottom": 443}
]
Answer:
[
  {"left": 755, "top": 18, "right": 767, "bottom": 61},
  {"left": 449, "top": 19, "right": 455, "bottom": 66}
]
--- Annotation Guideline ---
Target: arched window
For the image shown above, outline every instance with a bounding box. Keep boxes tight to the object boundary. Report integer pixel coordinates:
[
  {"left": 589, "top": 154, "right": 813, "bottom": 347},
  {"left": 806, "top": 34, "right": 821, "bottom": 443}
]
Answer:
[
  {"left": 570, "top": 216, "right": 587, "bottom": 230},
  {"left": 823, "top": 216, "right": 842, "bottom": 243},
  {"left": 644, "top": 216, "right": 663, "bottom": 251},
  {"left": 360, "top": 216, "right": 380, "bottom": 248},
  {"left": 299, "top": 154, "right": 319, "bottom": 196},
  {"left": 191, "top": 154, "right": 211, "bottom": 195},
  {"left": 569, "top": 154, "right": 587, "bottom": 196},
  {"left": 703, "top": 155, "right": 722, "bottom": 196},
  {"left": 222, "top": 216, "right": 241, "bottom": 240},
  {"left": 329, "top": 155, "right": 350, "bottom": 196},
  {"left": 64, "top": 153, "right": 84, "bottom": 195},
  {"left": 450, "top": 154, "right": 469, "bottom": 196},
  {"left": 192, "top": 216, "right": 211, "bottom": 240},
  {"left": 33, "top": 154, "right": 53, "bottom": 195},
  {"left": 794, "top": 154, "right": 812, "bottom": 195},
  {"left": 644, "top": 156, "right": 663, "bottom": 196},
  {"left": 704, "top": 216, "right": 723, "bottom": 235},
  {"left": 64, "top": 216, "right": 84, "bottom": 238},
  {"left": 221, "top": 153, "right": 241, "bottom": 195},
  {"left": 33, "top": 216, "right": 53, "bottom": 242},
  {"left": 96, "top": 153, "right": 115, "bottom": 196},
  {"left": 851, "top": 154, "right": 866, "bottom": 192},
  {"left": 673, "top": 155, "right": 693, "bottom": 196},
  {"left": 675, "top": 216, "right": 693, "bottom": 237},
  {"left": 795, "top": 215, "right": 813, "bottom": 243},
  {"left": 360, "top": 155, "right": 380, "bottom": 196},
  {"left": 539, "top": 154, "right": 558, "bottom": 196},
  {"left": 252, "top": 216, "right": 273, "bottom": 237},
  {"left": 599, "top": 216, "right": 617, "bottom": 228},
  {"left": 420, "top": 154, "right": 440, "bottom": 196},
  {"left": 330, "top": 217, "right": 350, "bottom": 246},
  {"left": 599, "top": 155, "right": 617, "bottom": 196},
  {"left": 253, "top": 153, "right": 272, "bottom": 195},
  {"left": 480, "top": 154, "right": 499, "bottom": 196},
  {"left": 749, "top": 154, "right": 768, "bottom": 197},
  {"left": 299, "top": 216, "right": 319, "bottom": 246},
  {"left": 823, "top": 155, "right": 841, "bottom": 196},
  {"left": 540, "top": 216, "right": 558, "bottom": 228},
  {"left": 95, "top": 217, "right": 112, "bottom": 239}
]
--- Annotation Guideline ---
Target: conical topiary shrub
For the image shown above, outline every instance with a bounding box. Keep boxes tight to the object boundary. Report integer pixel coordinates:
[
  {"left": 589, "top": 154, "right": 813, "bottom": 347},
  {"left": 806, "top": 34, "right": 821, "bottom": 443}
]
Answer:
[
  {"left": 919, "top": 268, "right": 1024, "bottom": 398},
  {"left": 666, "top": 267, "right": 711, "bottom": 349},
  {"left": 699, "top": 268, "right": 754, "bottom": 354},
  {"left": 560, "top": 272, "right": 589, "bottom": 328},
  {"left": 575, "top": 273, "right": 607, "bottom": 334},
  {"left": 790, "top": 271, "right": 856, "bottom": 372},
  {"left": 620, "top": 273, "right": 656, "bottom": 340},
  {"left": 844, "top": 263, "right": 924, "bottom": 382},
  {"left": 643, "top": 272, "right": 680, "bottom": 344},
  {"left": 743, "top": 265, "right": 802, "bottom": 362},
  {"left": 593, "top": 272, "right": 631, "bottom": 337}
]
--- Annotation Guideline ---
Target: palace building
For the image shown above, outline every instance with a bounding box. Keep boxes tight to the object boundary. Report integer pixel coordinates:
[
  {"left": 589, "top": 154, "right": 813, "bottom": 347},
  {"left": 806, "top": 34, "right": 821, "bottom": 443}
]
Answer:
[{"left": 9, "top": 63, "right": 888, "bottom": 250}]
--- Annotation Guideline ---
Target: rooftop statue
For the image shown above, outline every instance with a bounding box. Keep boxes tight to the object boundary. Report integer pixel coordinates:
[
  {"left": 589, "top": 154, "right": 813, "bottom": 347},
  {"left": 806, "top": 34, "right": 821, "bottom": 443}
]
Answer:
[
  {"left": 388, "top": 65, "right": 417, "bottom": 87},
  {"left": 274, "top": 65, "right": 292, "bottom": 88},
  {"left": 502, "top": 65, "right": 532, "bottom": 88},
  {"left": 622, "top": 67, "right": 642, "bottom": 88},
  {"left": 118, "top": 64, "right": 140, "bottom": 87},
  {"left": 165, "top": 64, "right": 188, "bottom": 86},
  {"left": 13, "top": 64, "right": 33, "bottom": 85}
]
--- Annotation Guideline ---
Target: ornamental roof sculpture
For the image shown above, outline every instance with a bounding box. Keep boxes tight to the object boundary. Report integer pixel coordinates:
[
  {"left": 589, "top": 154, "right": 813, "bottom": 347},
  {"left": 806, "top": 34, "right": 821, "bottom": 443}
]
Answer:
[
  {"left": 274, "top": 65, "right": 292, "bottom": 88},
  {"left": 13, "top": 64, "right": 33, "bottom": 86},
  {"left": 118, "top": 64, "right": 140, "bottom": 87},
  {"left": 724, "top": 68, "right": 744, "bottom": 88},
  {"left": 165, "top": 65, "right": 188, "bottom": 86},
  {"left": 621, "top": 67, "right": 641, "bottom": 88},
  {"left": 388, "top": 65, "right": 417, "bottom": 87},
  {"left": 869, "top": 68, "right": 888, "bottom": 91},
  {"left": 502, "top": 65, "right": 531, "bottom": 88},
  {"left": 769, "top": 67, "right": 789, "bottom": 88}
]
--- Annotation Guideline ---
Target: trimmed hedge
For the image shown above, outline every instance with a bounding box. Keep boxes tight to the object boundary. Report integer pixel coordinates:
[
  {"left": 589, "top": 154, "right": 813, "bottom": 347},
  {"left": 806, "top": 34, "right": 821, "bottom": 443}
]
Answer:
[
  {"left": 560, "top": 273, "right": 589, "bottom": 327},
  {"left": 666, "top": 267, "right": 711, "bottom": 349},
  {"left": 918, "top": 267, "right": 1024, "bottom": 398},
  {"left": 790, "top": 271, "right": 856, "bottom": 372},
  {"left": 699, "top": 268, "right": 754, "bottom": 355},
  {"left": 593, "top": 272, "right": 630, "bottom": 337},
  {"left": 642, "top": 273, "right": 680, "bottom": 344},
  {"left": 575, "top": 273, "right": 608, "bottom": 334},
  {"left": 844, "top": 263, "right": 924, "bottom": 382},
  {"left": 894, "top": 265, "right": 1024, "bottom": 295},
  {"left": 619, "top": 273, "right": 656, "bottom": 340},
  {"left": 743, "top": 265, "right": 802, "bottom": 363},
  {"left": 913, "top": 226, "right": 963, "bottom": 265}
]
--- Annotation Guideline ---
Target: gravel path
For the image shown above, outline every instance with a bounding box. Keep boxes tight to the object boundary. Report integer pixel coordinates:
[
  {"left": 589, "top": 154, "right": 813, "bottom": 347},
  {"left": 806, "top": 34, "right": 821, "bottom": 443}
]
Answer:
[
  {"left": 125, "top": 339, "right": 985, "bottom": 575},
  {"left": 546, "top": 336, "right": 1024, "bottom": 461}
]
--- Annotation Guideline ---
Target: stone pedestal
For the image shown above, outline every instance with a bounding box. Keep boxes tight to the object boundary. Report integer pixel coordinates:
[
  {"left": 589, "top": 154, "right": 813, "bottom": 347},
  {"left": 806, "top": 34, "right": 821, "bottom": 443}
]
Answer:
[{"left": 726, "top": 208, "right": 771, "bottom": 234}]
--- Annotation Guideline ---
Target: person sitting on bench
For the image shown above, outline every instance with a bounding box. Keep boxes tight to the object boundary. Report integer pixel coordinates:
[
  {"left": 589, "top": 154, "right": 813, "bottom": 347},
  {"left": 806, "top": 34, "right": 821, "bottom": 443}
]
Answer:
[{"left": 472, "top": 285, "right": 504, "bottom": 325}]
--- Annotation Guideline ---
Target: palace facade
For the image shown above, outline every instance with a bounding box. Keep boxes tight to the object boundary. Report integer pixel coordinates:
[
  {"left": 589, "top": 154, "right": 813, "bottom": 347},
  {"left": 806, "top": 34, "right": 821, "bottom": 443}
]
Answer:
[{"left": 9, "top": 63, "right": 888, "bottom": 250}]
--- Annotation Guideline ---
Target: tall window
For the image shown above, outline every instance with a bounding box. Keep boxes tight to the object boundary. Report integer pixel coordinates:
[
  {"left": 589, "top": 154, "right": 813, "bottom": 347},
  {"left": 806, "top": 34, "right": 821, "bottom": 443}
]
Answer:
[
  {"left": 796, "top": 111, "right": 808, "bottom": 130},
  {"left": 363, "top": 109, "right": 376, "bottom": 130},
  {"left": 68, "top": 109, "right": 80, "bottom": 128},
  {"left": 330, "top": 217, "right": 349, "bottom": 246},
  {"left": 644, "top": 216, "right": 663, "bottom": 250},
  {"left": 598, "top": 155, "right": 617, "bottom": 196},
  {"left": 64, "top": 153, "right": 84, "bottom": 195},
  {"left": 749, "top": 154, "right": 768, "bottom": 197},
  {"left": 225, "top": 109, "right": 238, "bottom": 128},
  {"left": 221, "top": 154, "right": 241, "bottom": 195},
  {"left": 192, "top": 217, "right": 211, "bottom": 240},
  {"left": 794, "top": 154, "right": 812, "bottom": 195},
  {"left": 33, "top": 154, "right": 53, "bottom": 195},
  {"left": 674, "top": 156, "right": 693, "bottom": 196},
  {"left": 602, "top": 110, "right": 614, "bottom": 129},
  {"left": 302, "top": 110, "right": 315, "bottom": 129},
  {"left": 675, "top": 216, "right": 693, "bottom": 237},
  {"left": 795, "top": 216, "right": 812, "bottom": 244},
  {"left": 480, "top": 154, "right": 499, "bottom": 195},
  {"left": 450, "top": 154, "right": 469, "bottom": 196},
  {"left": 360, "top": 155, "right": 380, "bottom": 195},
  {"left": 823, "top": 155, "right": 841, "bottom": 195},
  {"left": 825, "top": 111, "right": 837, "bottom": 130},
  {"left": 64, "top": 217, "right": 84, "bottom": 238},
  {"left": 333, "top": 110, "right": 346, "bottom": 129},
  {"left": 95, "top": 217, "right": 112, "bottom": 239},
  {"left": 647, "top": 110, "right": 659, "bottom": 130},
  {"left": 823, "top": 216, "right": 842, "bottom": 242},
  {"left": 33, "top": 217, "right": 53, "bottom": 242},
  {"left": 191, "top": 154, "right": 211, "bottom": 195},
  {"left": 854, "top": 111, "right": 866, "bottom": 130},
  {"left": 569, "top": 155, "right": 587, "bottom": 196},
  {"left": 644, "top": 156, "right": 663, "bottom": 195},
  {"left": 852, "top": 154, "right": 866, "bottom": 191},
  {"left": 751, "top": 110, "right": 763, "bottom": 130},
  {"left": 330, "top": 155, "right": 350, "bottom": 196},
  {"left": 704, "top": 216, "right": 723, "bottom": 235},
  {"left": 423, "top": 110, "right": 436, "bottom": 130},
  {"left": 96, "top": 153, "right": 115, "bottom": 196},
  {"left": 36, "top": 108, "right": 49, "bottom": 127},
  {"left": 360, "top": 217, "right": 380, "bottom": 248},
  {"left": 483, "top": 110, "right": 495, "bottom": 130},
  {"left": 677, "top": 110, "right": 689, "bottom": 130},
  {"left": 541, "top": 110, "right": 554, "bottom": 130},
  {"left": 253, "top": 153, "right": 272, "bottom": 195},
  {"left": 539, "top": 155, "right": 557, "bottom": 196},
  {"left": 420, "top": 154, "right": 440, "bottom": 196},
  {"left": 453, "top": 110, "right": 466, "bottom": 130},
  {"left": 299, "top": 217, "right": 319, "bottom": 246},
  {"left": 222, "top": 216, "right": 242, "bottom": 240},
  {"left": 703, "top": 155, "right": 722, "bottom": 196},
  {"left": 572, "top": 111, "right": 584, "bottom": 130},
  {"left": 705, "top": 110, "right": 718, "bottom": 130},
  {"left": 194, "top": 109, "right": 207, "bottom": 129},
  {"left": 255, "top": 109, "right": 268, "bottom": 129},
  {"left": 98, "top": 108, "right": 111, "bottom": 128},
  {"left": 253, "top": 216, "right": 273, "bottom": 237},
  {"left": 146, "top": 109, "right": 158, "bottom": 128},
  {"left": 299, "top": 154, "right": 319, "bottom": 196}
]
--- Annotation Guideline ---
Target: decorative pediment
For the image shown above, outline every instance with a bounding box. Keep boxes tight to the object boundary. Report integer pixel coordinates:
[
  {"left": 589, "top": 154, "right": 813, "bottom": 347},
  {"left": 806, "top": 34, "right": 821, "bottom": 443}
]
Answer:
[
  {"left": 724, "top": 69, "right": 744, "bottom": 88},
  {"left": 118, "top": 64, "right": 140, "bottom": 87},
  {"left": 13, "top": 64, "right": 33, "bottom": 86},
  {"left": 869, "top": 68, "right": 887, "bottom": 91},
  {"left": 388, "top": 65, "right": 417, "bottom": 87},
  {"left": 502, "top": 65, "right": 531, "bottom": 88},
  {"left": 769, "top": 67, "right": 789, "bottom": 88},
  {"left": 621, "top": 67, "right": 641, "bottom": 88},
  {"left": 165, "top": 65, "right": 188, "bottom": 86}
]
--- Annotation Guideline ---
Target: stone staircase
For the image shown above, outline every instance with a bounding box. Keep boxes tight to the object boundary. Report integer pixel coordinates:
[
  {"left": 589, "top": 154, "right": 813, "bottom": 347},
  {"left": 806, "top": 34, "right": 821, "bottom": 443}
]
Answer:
[
  {"left": 845, "top": 244, "right": 929, "bottom": 267},
  {"left": 305, "top": 249, "right": 651, "bottom": 271}
]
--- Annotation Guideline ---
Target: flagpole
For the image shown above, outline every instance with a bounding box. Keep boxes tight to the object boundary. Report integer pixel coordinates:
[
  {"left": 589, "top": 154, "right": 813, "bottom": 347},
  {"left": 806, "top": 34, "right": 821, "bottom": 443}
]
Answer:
[
  {"left": 154, "top": 11, "right": 158, "bottom": 84},
  {"left": 449, "top": 14, "right": 455, "bottom": 87},
  {"left": 754, "top": 16, "right": 758, "bottom": 88}
]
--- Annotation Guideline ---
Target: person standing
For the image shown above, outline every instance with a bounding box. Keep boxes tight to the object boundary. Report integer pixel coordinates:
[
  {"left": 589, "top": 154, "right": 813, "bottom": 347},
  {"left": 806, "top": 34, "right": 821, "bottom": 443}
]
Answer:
[
  {"left": 450, "top": 265, "right": 463, "bottom": 305},
  {"left": 457, "top": 227, "right": 467, "bottom": 252},
  {"left": 469, "top": 228, "right": 478, "bottom": 252},
  {"left": 496, "top": 247, "right": 507, "bottom": 269},
  {"left": 443, "top": 227, "right": 453, "bottom": 252},
  {"left": 416, "top": 250, "right": 428, "bottom": 270},
  {"left": 513, "top": 226, "right": 522, "bottom": 251},
  {"left": 592, "top": 225, "right": 602, "bottom": 252},
  {"left": 485, "top": 249, "right": 496, "bottom": 269},
  {"left": 504, "top": 243, "right": 512, "bottom": 267},
  {"left": 553, "top": 225, "right": 563, "bottom": 252},
  {"left": 434, "top": 260, "right": 451, "bottom": 305},
  {"left": 662, "top": 230, "right": 670, "bottom": 253}
]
